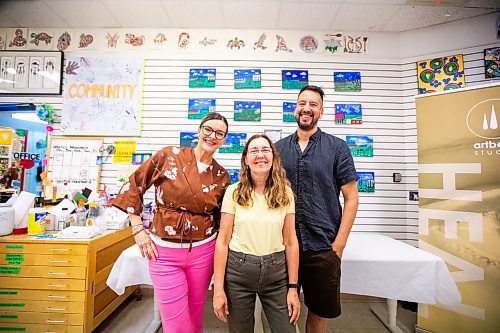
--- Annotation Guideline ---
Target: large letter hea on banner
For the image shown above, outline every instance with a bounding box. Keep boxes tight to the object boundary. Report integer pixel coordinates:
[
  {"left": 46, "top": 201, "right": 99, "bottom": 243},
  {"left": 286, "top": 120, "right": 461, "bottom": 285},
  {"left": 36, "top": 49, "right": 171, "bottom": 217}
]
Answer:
[{"left": 416, "top": 84, "right": 500, "bottom": 333}]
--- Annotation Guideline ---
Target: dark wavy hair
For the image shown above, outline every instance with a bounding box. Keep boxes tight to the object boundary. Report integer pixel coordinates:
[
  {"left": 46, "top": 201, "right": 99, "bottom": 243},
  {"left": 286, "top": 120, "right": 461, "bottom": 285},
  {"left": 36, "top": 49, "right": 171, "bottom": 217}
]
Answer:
[
  {"left": 199, "top": 112, "right": 229, "bottom": 132},
  {"left": 234, "top": 134, "right": 291, "bottom": 208}
]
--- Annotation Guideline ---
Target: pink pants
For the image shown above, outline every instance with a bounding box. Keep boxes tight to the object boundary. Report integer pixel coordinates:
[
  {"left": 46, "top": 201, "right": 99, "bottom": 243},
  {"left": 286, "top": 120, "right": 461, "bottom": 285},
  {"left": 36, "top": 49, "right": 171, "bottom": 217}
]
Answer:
[{"left": 148, "top": 240, "right": 215, "bottom": 333}]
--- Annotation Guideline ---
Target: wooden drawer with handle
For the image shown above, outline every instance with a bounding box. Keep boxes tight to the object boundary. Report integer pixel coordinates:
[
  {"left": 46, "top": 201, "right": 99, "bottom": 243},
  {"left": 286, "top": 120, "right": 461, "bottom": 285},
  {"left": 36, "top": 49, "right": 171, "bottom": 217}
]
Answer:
[
  {"left": 0, "top": 265, "right": 86, "bottom": 279},
  {"left": 0, "top": 311, "right": 84, "bottom": 325},
  {"left": 1, "top": 243, "right": 88, "bottom": 256},
  {"left": 0, "top": 299, "right": 84, "bottom": 313},
  {"left": 1, "top": 277, "right": 86, "bottom": 291},
  {"left": 0, "top": 253, "right": 87, "bottom": 267},
  {"left": 0, "top": 289, "right": 86, "bottom": 302},
  {"left": 0, "top": 323, "right": 83, "bottom": 333}
]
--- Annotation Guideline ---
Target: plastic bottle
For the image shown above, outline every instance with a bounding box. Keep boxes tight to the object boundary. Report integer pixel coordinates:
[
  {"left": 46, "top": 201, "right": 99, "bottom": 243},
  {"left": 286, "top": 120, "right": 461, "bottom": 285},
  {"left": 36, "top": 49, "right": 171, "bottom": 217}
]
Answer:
[
  {"left": 75, "top": 199, "right": 87, "bottom": 226},
  {"left": 86, "top": 203, "right": 99, "bottom": 227},
  {"left": 57, "top": 207, "right": 69, "bottom": 231}
]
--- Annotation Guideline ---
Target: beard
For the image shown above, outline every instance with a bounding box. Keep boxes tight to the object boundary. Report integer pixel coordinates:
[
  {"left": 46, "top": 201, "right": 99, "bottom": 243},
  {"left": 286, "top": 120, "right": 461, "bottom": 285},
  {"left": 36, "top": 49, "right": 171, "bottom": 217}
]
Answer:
[{"left": 296, "top": 113, "right": 319, "bottom": 131}]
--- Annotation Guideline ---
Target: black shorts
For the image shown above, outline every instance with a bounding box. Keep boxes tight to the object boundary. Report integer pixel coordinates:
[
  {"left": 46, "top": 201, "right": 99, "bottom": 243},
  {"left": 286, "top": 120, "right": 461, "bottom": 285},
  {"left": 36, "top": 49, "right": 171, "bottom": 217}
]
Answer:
[{"left": 299, "top": 249, "right": 342, "bottom": 318}]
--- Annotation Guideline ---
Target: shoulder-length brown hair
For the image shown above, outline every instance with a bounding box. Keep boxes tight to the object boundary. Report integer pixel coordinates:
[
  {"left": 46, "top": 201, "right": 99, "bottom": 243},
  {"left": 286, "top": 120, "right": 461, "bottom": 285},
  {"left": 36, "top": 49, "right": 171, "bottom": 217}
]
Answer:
[{"left": 234, "top": 134, "right": 291, "bottom": 208}]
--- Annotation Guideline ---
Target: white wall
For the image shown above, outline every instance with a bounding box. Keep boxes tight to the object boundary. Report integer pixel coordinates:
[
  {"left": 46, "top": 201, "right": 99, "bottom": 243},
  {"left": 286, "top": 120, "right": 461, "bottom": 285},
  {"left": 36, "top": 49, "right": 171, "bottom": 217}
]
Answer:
[{"left": 1, "top": 14, "right": 499, "bottom": 245}]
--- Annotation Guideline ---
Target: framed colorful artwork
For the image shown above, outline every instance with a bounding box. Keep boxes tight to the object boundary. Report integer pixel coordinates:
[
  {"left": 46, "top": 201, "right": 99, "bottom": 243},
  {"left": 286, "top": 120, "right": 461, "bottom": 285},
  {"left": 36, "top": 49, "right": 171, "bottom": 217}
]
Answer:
[
  {"left": 188, "top": 98, "right": 215, "bottom": 119},
  {"left": 227, "top": 169, "right": 240, "bottom": 184},
  {"left": 417, "top": 54, "right": 465, "bottom": 94},
  {"left": 234, "top": 69, "right": 261, "bottom": 89},
  {"left": 283, "top": 102, "right": 296, "bottom": 122},
  {"left": 484, "top": 47, "right": 500, "bottom": 78},
  {"left": 357, "top": 172, "right": 375, "bottom": 192},
  {"left": 333, "top": 72, "right": 361, "bottom": 92},
  {"left": 335, "top": 104, "right": 362, "bottom": 124},
  {"left": 346, "top": 135, "right": 373, "bottom": 157},
  {"left": 234, "top": 101, "right": 261, "bottom": 121},
  {"left": 219, "top": 133, "right": 247, "bottom": 153},
  {"left": 0, "top": 50, "right": 63, "bottom": 95},
  {"left": 180, "top": 132, "right": 198, "bottom": 148},
  {"left": 189, "top": 68, "right": 216, "bottom": 88},
  {"left": 282, "top": 70, "right": 308, "bottom": 89}
]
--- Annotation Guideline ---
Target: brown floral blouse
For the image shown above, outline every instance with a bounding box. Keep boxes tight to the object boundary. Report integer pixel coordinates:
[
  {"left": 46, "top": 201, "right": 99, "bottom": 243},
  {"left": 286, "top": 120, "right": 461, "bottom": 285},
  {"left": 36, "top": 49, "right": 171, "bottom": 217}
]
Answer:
[{"left": 113, "top": 146, "right": 230, "bottom": 242}]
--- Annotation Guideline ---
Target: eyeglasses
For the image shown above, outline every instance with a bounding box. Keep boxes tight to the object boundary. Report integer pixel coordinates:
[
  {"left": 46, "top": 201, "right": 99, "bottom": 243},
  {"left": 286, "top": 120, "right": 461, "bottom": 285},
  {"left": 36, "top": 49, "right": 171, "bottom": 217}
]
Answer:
[
  {"left": 248, "top": 148, "right": 273, "bottom": 156},
  {"left": 200, "top": 126, "right": 226, "bottom": 140}
]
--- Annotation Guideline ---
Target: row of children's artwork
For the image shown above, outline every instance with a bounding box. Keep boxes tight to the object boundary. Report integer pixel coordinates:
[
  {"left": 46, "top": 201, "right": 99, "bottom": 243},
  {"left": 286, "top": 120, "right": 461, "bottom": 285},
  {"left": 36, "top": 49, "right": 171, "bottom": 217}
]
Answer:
[
  {"left": 189, "top": 69, "right": 362, "bottom": 92},
  {"left": 189, "top": 100, "right": 363, "bottom": 124}
]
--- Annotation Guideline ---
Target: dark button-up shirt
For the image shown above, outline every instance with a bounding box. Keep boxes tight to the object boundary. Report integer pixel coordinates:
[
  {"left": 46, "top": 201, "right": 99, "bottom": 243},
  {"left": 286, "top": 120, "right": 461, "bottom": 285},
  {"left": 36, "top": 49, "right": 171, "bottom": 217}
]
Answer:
[{"left": 276, "top": 128, "right": 358, "bottom": 251}]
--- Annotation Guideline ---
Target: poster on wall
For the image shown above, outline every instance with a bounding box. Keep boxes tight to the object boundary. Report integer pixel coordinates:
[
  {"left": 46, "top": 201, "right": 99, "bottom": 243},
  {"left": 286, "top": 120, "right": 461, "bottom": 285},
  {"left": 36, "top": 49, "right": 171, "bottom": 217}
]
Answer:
[
  {"left": 417, "top": 54, "right": 465, "bottom": 94},
  {"left": 356, "top": 171, "right": 375, "bottom": 192},
  {"left": 234, "top": 101, "right": 261, "bottom": 121},
  {"left": 219, "top": 133, "right": 247, "bottom": 153},
  {"left": 188, "top": 98, "right": 216, "bottom": 119},
  {"left": 484, "top": 47, "right": 500, "bottom": 78},
  {"left": 180, "top": 132, "right": 198, "bottom": 148},
  {"left": 61, "top": 56, "right": 144, "bottom": 136},
  {"left": 335, "top": 104, "right": 362, "bottom": 124},
  {"left": 416, "top": 84, "right": 500, "bottom": 333},
  {"left": 283, "top": 102, "right": 296, "bottom": 122},
  {"left": 189, "top": 68, "right": 216, "bottom": 88},
  {"left": 227, "top": 169, "right": 240, "bottom": 184},
  {"left": 346, "top": 135, "right": 373, "bottom": 157},
  {"left": 234, "top": 69, "right": 261, "bottom": 89},
  {"left": 334, "top": 72, "right": 361, "bottom": 92},
  {"left": 282, "top": 70, "right": 308, "bottom": 89}
]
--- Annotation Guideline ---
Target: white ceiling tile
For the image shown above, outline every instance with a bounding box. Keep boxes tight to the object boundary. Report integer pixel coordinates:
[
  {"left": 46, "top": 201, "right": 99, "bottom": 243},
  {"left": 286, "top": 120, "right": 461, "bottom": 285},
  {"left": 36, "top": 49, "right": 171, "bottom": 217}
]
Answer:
[
  {"left": 44, "top": 0, "right": 120, "bottom": 28},
  {"left": 103, "top": 0, "right": 171, "bottom": 27},
  {"left": 331, "top": 4, "right": 400, "bottom": 31},
  {"left": 277, "top": 3, "right": 342, "bottom": 30},
  {"left": 162, "top": 1, "right": 224, "bottom": 28},
  {"left": 0, "top": 0, "right": 69, "bottom": 27},
  {"left": 344, "top": 0, "right": 408, "bottom": 4},
  {"left": 383, "top": 5, "right": 495, "bottom": 31},
  {"left": 222, "top": 1, "right": 281, "bottom": 29}
]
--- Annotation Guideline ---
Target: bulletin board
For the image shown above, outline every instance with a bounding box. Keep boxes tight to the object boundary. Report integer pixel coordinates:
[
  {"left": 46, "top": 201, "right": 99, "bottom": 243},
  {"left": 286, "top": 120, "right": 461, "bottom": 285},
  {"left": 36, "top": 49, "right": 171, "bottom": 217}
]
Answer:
[{"left": 43, "top": 136, "right": 103, "bottom": 199}]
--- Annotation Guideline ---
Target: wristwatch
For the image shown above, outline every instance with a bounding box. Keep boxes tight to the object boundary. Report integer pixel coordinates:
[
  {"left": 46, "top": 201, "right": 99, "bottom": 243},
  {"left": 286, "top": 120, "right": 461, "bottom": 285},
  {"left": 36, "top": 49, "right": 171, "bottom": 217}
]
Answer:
[{"left": 287, "top": 283, "right": 299, "bottom": 289}]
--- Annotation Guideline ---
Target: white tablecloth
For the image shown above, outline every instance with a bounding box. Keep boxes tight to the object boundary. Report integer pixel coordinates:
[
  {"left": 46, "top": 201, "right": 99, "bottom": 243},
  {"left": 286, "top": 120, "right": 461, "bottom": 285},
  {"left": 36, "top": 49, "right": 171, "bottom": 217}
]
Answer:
[{"left": 107, "top": 233, "right": 461, "bottom": 306}]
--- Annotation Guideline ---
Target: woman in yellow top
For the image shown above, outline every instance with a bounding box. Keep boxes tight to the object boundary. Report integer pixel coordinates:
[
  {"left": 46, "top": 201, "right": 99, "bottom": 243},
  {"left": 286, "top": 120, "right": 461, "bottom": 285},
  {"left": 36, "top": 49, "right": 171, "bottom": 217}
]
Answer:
[{"left": 213, "top": 134, "right": 300, "bottom": 333}]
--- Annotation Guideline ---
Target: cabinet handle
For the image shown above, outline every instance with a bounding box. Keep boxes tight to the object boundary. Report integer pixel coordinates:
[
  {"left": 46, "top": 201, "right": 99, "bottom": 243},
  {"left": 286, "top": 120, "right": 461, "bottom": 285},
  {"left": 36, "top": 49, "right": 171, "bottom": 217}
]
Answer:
[
  {"left": 48, "top": 295, "right": 67, "bottom": 299},
  {"left": 49, "top": 272, "right": 68, "bottom": 276},
  {"left": 49, "top": 260, "right": 70, "bottom": 263},
  {"left": 46, "top": 319, "right": 66, "bottom": 324},
  {"left": 49, "top": 248, "right": 70, "bottom": 252},
  {"left": 48, "top": 284, "right": 67, "bottom": 288},
  {"left": 47, "top": 307, "right": 65, "bottom": 311}
]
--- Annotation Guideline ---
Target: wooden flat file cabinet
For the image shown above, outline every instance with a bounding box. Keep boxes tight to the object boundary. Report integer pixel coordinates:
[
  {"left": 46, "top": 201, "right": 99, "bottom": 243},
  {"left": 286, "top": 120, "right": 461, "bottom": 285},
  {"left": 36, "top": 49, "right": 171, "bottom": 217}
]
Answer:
[{"left": 0, "top": 229, "right": 138, "bottom": 332}]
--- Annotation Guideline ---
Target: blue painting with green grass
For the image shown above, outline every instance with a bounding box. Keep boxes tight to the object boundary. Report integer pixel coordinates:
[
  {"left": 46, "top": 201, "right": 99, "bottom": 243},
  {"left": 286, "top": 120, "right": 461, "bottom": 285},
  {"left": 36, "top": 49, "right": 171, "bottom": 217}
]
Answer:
[
  {"left": 346, "top": 136, "right": 373, "bottom": 157},
  {"left": 234, "top": 101, "right": 261, "bottom": 121},
  {"left": 227, "top": 169, "right": 240, "bottom": 184},
  {"left": 357, "top": 172, "right": 375, "bottom": 192},
  {"left": 188, "top": 98, "right": 216, "bottom": 119},
  {"left": 334, "top": 72, "right": 361, "bottom": 92},
  {"left": 282, "top": 70, "right": 308, "bottom": 89},
  {"left": 234, "top": 69, "right": 261, "bottom": 89},
  {"left": 219, "top": 133, "right": 247, "bottom": 153},
  {"left": 180, "top": 132, "right": 198, "bottom": 148},
  {"left": 283, "top": 102, "right": 296, "bottom": 122},
  {"left": 335, "top": 104, "right": 362, "bottom": 124},
  {"left": 189, "top": 68, "right": 216, "bottom": 88}
]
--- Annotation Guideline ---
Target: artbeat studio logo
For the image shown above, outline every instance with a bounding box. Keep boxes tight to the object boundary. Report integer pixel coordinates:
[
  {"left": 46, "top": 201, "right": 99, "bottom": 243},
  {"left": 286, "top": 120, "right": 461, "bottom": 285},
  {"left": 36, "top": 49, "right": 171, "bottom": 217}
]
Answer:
[{"left": 466, "top": 99, "right": 500, "bottom": 156}]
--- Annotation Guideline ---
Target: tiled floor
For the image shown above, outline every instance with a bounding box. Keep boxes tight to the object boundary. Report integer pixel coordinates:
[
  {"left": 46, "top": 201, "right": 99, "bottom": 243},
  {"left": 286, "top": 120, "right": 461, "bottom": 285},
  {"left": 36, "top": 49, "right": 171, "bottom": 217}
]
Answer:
[{"left": 95, "top": 289, "right": 416, "bottom": 333}]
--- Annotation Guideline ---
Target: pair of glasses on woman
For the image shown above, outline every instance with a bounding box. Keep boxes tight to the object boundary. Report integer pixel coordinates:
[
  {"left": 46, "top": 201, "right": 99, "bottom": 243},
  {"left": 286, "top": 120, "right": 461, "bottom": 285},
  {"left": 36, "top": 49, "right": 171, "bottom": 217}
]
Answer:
[
  {"left": 248, "top": 148, "right": 273, "bottom": 156},
  {"left": 200, "top": 126, "right": 227, "bottom": 140}
]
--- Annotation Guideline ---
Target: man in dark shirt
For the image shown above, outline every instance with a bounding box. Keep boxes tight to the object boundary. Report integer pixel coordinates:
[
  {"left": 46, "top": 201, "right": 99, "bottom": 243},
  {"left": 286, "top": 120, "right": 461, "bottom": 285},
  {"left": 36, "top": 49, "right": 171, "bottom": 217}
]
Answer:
[{"left": 276, "top": 85, "right": 359, "bottom": 333}]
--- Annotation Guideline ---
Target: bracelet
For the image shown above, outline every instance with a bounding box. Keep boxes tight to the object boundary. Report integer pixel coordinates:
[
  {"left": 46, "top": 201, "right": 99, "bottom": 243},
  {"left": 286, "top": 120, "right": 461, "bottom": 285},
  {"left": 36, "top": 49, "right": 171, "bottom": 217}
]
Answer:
[
  {"left": 287, "top": 283, "right": 299, "bottom": 289},
  {"left": 132, "top": 227, "right": 145, "bottom": 236},
  {"left": 131, "top": 224, "right": 143, "bottom": 229}
]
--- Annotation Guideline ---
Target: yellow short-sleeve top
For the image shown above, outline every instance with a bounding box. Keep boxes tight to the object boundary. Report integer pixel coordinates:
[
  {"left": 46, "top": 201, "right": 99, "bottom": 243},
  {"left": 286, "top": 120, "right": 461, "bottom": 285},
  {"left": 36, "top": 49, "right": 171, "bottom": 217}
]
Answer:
[{"left": 221, "top": 183, "right": 295, "bottom": 256}]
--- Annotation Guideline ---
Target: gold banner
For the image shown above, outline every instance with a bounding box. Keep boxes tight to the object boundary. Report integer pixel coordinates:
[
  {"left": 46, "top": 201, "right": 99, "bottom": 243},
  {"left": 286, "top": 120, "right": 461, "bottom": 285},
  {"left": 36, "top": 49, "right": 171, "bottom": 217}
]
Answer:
[{"left": 416, "top": 84, "right": 500, "bottom": 332}]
